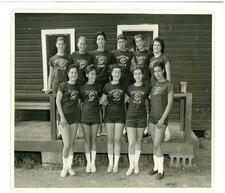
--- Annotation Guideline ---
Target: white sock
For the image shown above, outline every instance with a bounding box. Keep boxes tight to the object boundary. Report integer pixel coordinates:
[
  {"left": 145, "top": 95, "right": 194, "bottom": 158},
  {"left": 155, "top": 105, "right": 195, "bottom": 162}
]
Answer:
[
  {"left": 134, "top": 151, "right": 141, "bottom": 166},
  {"left": 153, "top": 155, "right": 158, "bottom": 171},
  {"left": 67, "top": 155, "right": 73, "bottom": 169},
  {"left": 128, "top": 154, "right": 135, "bottom": 168},
  {"left": 108, "top": 154, "right": 113, "bottom": 166},
  {"left": 62, "top": 156, "right": 68, "bottom": 169},
  {"left": 91, "top": 150, "right": 96, "bottom": 165},
  {"left": 114, "top": 155, "right": 120, "bottom": 167},
  {"left": 157, "top": 156, "right": 164, "bottom": 174},
  {"left": 85, "top": 153, "right": 91, "bottom": 165}
]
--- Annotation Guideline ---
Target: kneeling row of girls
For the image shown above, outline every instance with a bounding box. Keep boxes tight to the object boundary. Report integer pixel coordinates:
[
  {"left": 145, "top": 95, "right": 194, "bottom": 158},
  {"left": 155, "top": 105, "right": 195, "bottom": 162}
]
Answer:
[{"left": 56, "top": 62, "right": 173, "bottom": 180}]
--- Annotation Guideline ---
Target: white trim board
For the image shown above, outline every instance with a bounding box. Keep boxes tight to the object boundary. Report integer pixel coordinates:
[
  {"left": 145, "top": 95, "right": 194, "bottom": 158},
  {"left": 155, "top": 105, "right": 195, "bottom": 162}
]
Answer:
[{"left": 41, "top": 28, "right": 75, "bottom": 92}]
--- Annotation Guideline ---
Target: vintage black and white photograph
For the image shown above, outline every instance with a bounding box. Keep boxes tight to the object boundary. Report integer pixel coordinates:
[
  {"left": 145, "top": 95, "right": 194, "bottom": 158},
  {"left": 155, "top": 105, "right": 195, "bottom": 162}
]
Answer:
[{"left": 13, "top": 10, "right": 213, "bottom": 188}]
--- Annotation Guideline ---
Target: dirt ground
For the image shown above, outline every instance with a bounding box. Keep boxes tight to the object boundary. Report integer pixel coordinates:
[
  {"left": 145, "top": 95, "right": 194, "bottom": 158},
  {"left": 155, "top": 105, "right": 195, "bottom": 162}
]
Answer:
[{"left": 14, "top": 138, "right": 211, "bottom": 188}]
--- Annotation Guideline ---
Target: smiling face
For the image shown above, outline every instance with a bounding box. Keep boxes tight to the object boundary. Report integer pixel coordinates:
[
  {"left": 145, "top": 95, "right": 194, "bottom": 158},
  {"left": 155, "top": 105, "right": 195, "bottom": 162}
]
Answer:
[
  {"left": 96, "top": 35, "right": 106, "bottom": 48},
  {"left": 153, "top": 65, "right": 164, "bottom": 81},
  {"left": 56, "top": 39, "right": 66, "bottom": 53},
  {"left": 77, "top": 37, "right": 87, "bottom": 53},
  {"left": 111, "top": 67, "right": 121, "bottom": 81},
  {"left": 133, "top": 68, "right": 143, "bottom": 83},
  {"left": 153, "top": 41, "right": 162, "bottom": 54},
  {"left": 118, "top": 39, "right": 127, "bottom": 51},
  {"left": 68, "top": 67, "right": 78, "bottom": 81},
  {"left": 135, "top": 37, "right": 144, "bottom": 50},
  {"left": 86, "top": 69, "right": 96, "bottom": 83}
]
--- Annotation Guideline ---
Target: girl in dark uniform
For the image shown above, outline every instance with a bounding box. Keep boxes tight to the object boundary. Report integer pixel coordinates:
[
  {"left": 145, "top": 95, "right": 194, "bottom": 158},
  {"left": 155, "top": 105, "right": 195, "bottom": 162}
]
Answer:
[
  {"left": 148, "top": 62, "right": 173, "bottom": 180},
  {"left": 56, "top": 65, "right": 80, "bottom": 178},
  {"left": 149, "top": 37, "right": 172, "bottom": 142},
  {"left": 100, "top": 64, "right": 126, "bottom": 173},
  {"left": 91, "top": 31, "right": 113, "bottom": 136},
  {"left": 125, "top": 65, "right": 151, "bottom": 176},
  {"left": 80, "top": 65, "right": 102, "bottom": 173}
]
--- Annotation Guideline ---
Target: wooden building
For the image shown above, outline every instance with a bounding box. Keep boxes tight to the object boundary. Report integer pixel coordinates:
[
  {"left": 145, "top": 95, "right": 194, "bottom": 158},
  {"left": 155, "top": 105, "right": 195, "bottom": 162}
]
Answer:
[{"left": 15, "top": 13, "right": 212, "bottom": 133}]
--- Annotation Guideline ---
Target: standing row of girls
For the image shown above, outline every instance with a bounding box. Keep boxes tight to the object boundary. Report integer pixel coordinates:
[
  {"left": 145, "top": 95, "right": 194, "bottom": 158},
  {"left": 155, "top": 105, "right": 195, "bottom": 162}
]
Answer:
[{"left": 46, "top": 32, "right": 173, "bottom": 180}]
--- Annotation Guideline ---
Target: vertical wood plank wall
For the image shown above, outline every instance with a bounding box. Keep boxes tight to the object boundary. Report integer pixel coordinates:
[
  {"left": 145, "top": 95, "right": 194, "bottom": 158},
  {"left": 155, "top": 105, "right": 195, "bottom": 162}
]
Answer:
[{"left": 15, "top": 13, "right": 212, "bottom": 131}]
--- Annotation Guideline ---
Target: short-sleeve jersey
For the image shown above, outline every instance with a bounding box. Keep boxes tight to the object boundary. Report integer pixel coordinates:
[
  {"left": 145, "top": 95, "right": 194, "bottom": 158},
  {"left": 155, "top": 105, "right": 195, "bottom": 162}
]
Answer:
[
  {"left": 112, "top": 49, "right": 133, "bottom": 81},
  {"left": 133, "top": 50, "right": 153, "bottom": 82},
  {"left": 150, "top": 80, "right": 173, "bottom": 119},
  {"left": 58, "top": 82, "right": 80, "bottom": 115},
  {"left": 49, "top": 54, "right": 72, "bottom": 84},
  {"left": 103, "top": 82, "right": 126, "bottom": 118},
  {"left": 79, "top": 83, "right": 102, "bottom": 122},
  {"left": 126, "top": 84, "right": 151, "bottom": 119},
  {"left": 71, "top": 51, "right": 92, "bottom": 84},
  {"left": 149, "top": 54, "right": 170, "bottom": 81},
  {"left": 91, "top": 50, "right": 113, "bottom": 82}
]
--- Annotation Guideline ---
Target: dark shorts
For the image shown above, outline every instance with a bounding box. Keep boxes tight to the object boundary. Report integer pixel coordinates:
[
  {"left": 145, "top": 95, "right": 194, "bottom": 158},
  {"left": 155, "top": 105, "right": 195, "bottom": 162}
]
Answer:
[
  {"left": 81, "top": 121, "right": 100, "bottom": 126},
  {"left": 104, "top": 115, "right": 125, "bottom": 124},
  {"left": 126, "top": 118, "right": 147, "bottom": 128},
  {"left": 64, "top": 113, "right": 80, "bottom": 125},
  {"left": 149, "top": 116, "right": 168, "bottom": 126}
]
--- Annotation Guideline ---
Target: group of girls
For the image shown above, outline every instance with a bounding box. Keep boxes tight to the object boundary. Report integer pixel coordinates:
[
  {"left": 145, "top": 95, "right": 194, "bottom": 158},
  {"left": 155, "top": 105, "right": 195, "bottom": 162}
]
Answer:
[{"left": 46, "top": 31, "right": 173, "bottom": 180}]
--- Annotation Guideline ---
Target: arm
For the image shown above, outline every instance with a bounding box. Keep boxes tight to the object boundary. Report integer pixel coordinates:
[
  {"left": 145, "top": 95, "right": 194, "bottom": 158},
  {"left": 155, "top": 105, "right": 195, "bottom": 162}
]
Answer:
[
  {"left": 124, "top": 94, "right": 129, "bottom": 103},
  {"left": 165, "top": 61, "right": 171, "bottom": 81},
  {"left": 157, "top": 90, "right": 173, "bottom": 128},
  {"left": 130, "top": 57, "right": 136, "bottom": 72},
  {"left": 56, "top": 90, "right": 68, "bottom": 127},
  {"left": 46, "top": 66, "right": 54, "bottom": 93},
  {"left": 99, "top": 93, "right": 107, "bottom": 105}
]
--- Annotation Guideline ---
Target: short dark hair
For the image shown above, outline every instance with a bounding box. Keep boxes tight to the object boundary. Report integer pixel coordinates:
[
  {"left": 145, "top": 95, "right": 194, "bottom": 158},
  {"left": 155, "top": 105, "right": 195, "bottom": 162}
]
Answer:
[
  {"left": 85, "top": 64, "right": 96, "bottom": 74},
  {"left": 150, "top": 37, "right": 165, "bottom": 53},
  {"left": 132, "top": 65, "right": 144, "bottom": 74},
  {"left": 153, "top": 61, "right": 167, "bottom": 79},
  {"left": 95, "top": 31, "right": 106, "bottom": 41},
  {"left": 67, "top": 64, "right": 77, "bottom": 73},
  {"left": 109, "top": 64, "right": 121, "bottom": 73},
  {"left": 134, "top": 34, "right": 144, "bottom": 40},
  {"left": 117, "top": 33, "right": 126, "bottom": 40},
  {"left": 56, "top": 36, "right": 65, "bottom": 44}
]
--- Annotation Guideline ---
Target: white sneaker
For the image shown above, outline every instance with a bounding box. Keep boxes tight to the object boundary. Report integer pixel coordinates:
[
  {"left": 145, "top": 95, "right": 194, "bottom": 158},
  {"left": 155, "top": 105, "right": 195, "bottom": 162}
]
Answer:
[
  {"left": 86, "top": 163, "right": 91, "bottom": 173},
  {"left": 60, "top": 168, "right": 68, "bottom": 178},
  {"left": 68, "top": 168, "right": 75, "bottom": 176},
  {"left": 126, "top": 167, "right": 134, "bottom": 176},
  {"left": 107, "top": 165, "right": 113, "bottom": 173},
  {"left": 134, "top": 165, "right": 139, "bottom": 174},
  {"left": 113, "top": 166, "right": 118, "bottom": 173},
  {"left": 91, "top": 164, "right": 96, "bottom": 173}
]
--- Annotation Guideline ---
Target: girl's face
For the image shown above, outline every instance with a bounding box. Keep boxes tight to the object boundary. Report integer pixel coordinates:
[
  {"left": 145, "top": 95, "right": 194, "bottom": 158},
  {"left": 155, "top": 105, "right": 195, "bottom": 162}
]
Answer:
[
  {"left": 56, "top": 40, "right": 66, "bottom": 52},
  {"left": 118, "top": 39, "right": 127, "bottom": 50},
  {"left": 86, "top": 70, "right": 96, "bottom": 83},
  {"left": 135, "top": 37, "right": 144, "bottom": 50},
  {"left": 153, "top": 41, "right": 162, "bottom": 54},
  {"left": 154, "top": 66, "right": 164, "bottom": 81},
  {"left": 77, "top": 38, "right": 87, "bottom": 53},
  {"left": 68, "top": 68, "right": 78, "bottom": 81},
  {"left": 133, "top": 69, "right": 143, "bottom": 82},
  {"left": 96, "top": 35, "right": 106, "bottom": 48},
  {"left": 111, "top": 68, "right": 121, "bottom": 81}
]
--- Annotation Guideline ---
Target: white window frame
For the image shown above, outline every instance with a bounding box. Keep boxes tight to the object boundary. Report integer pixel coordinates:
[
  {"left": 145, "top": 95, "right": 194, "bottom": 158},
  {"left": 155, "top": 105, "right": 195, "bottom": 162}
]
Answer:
[
  {"left": 41, "top": 28, "right": 75, "bottom": 91},
  {"left": 117, "top": 24, "right": 158, "bottom": 49}
]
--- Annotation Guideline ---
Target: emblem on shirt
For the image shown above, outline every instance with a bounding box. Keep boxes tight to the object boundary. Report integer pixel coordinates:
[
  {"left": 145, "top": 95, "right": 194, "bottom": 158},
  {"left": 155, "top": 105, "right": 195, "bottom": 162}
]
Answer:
[
  {"left": 96, "top": 55, "right": 107, "bottom": 68},
  {"left": 152, "top": 86, "right": 165, "bottom": 95},
  {"left": 77, "top": 59, "right": 87, "bottom": 69},
  {"left": 112, "top": 91, "right": 121, "bottom": 102},
  {"left": 69, "top": 90, "right": 78, "bottom": 100},
  {"left": 136, "top": 56, "right": 145, "bottom": 65},
  {"left": 133, "top": 92, "right": 142, "bottom": 104},
  {"left": 54, "top": 58, "right": 68, "bottom": 70},
  {"left": 118, "top": 55, "right": 129, "bottom": 66},
  {"left": 88, "top": 92, "right": 96, "bottom": 101}
]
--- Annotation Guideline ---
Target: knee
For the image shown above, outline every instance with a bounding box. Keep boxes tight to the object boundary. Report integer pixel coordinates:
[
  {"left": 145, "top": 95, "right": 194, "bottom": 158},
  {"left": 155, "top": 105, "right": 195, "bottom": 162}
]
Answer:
[{"left": 63, "top": 142, "right": 71, "bottom": 151}]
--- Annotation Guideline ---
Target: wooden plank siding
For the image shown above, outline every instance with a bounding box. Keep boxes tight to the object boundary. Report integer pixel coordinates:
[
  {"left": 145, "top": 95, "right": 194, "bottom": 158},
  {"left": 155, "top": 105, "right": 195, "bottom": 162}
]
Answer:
[{"left": 15, "top": 13, "right": 212, "bottom": 131}]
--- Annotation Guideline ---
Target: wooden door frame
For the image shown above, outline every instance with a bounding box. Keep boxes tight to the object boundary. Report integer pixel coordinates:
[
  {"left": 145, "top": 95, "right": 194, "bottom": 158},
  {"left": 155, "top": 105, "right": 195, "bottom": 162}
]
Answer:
[{"left": 41, "top": 28, "right": 75, "bottom": 92}]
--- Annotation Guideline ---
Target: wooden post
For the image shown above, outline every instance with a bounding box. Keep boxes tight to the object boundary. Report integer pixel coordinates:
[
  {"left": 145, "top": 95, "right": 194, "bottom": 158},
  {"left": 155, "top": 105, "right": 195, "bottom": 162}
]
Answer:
[
  {"left": 180, "top": 98, "right": 185, "bottom": 131},
  {"left": 49, "top": 95, "right": 57, "bottom": 140},
  {"left": 184, "top": 93, "right": 192, "bottom": 143}
]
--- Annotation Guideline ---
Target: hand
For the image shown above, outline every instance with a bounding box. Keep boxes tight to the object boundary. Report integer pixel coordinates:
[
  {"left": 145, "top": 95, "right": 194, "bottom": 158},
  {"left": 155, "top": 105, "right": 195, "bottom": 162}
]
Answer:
[
  {"left": 60, "top": 117, "right": 68, "bottom": 128},
  {"left": 45, "top": 89, "right": 53, "bottom": 94},
  {"left": 156, "top": 119, "right": 164, "bottom": 129}
]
